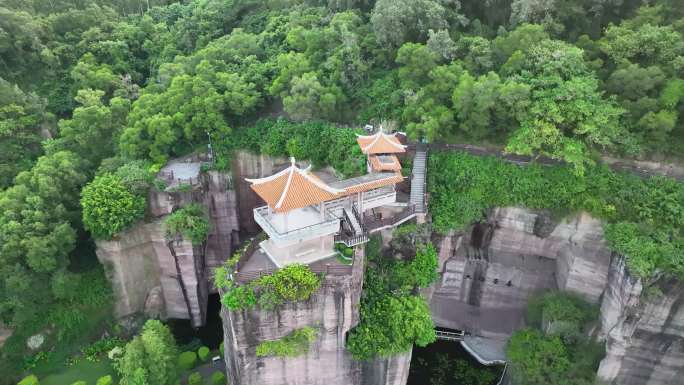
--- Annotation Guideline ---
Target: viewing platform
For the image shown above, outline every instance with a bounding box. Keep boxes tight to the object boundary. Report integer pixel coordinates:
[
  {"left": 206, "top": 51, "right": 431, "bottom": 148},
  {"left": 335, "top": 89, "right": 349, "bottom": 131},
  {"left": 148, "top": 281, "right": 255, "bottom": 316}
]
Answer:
[{"left": 253, "top": 205, "right": 340, "bottom": 246}]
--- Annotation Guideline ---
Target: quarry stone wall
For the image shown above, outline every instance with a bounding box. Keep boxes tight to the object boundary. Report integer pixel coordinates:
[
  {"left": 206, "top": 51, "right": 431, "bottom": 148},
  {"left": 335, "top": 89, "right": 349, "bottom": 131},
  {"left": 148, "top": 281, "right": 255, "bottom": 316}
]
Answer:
[{"left": 95, "top": 168, "right": 239, "bottom": 327}]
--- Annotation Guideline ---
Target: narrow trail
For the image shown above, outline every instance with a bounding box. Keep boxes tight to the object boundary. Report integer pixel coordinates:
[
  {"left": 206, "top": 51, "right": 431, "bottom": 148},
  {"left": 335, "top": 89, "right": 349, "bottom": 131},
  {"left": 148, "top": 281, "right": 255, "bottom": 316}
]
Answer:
[{"left": 414, "top": 143, "right": 684, "bottom": 181}]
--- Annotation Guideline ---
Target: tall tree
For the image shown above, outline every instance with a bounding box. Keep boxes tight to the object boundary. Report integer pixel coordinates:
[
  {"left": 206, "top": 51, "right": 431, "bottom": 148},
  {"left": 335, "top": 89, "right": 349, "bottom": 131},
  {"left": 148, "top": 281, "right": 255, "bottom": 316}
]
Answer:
[{"left": 117, "top": 320, "right": 179, "bottom": 385}]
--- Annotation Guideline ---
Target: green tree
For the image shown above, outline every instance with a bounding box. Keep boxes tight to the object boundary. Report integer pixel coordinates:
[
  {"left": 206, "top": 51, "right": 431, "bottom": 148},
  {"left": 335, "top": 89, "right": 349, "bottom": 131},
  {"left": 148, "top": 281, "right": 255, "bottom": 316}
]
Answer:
[
  {"left": 505, "top": 40, "right": 626, "bottom": 173},
  {"left": 117, "top": 320, "right": 178, "bottom": 385},
  {"left": 47, "top": 89, "right": 130, "bottom": 169},
  {"left": 370, "top": 0, "right": 465, "bottom": 48},
  {"left": 0, "top": 151, "right": 86, "bottom": 325},
  {"left": 282, "top": 72, "right": 344, "bottom": 121},
  {"left": 506, "top": 329, "right": 571, "bottom": 385},
  {"left": 81, "top": 173, "right": 147, "bottom": 239},
  {"left": 164, "top": 204, "right": 211, "bottom": 245},
  {"left": 347, "top": 294, "right": 435, "bottom": 359},
  {"left": 0, "top": 78, "right": 49, "bottom": 189}
]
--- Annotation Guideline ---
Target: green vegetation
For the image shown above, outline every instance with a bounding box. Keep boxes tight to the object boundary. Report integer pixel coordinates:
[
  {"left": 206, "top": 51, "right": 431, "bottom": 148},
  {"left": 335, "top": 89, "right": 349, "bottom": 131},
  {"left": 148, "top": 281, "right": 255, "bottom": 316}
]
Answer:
[
  {"left": 17, "top": 376, "right": 38, "bottom": 385},
  {"left": 2, "top": 0, "right": 684, "bottom": 381},
  {"left": 197, "top": 346, "right": 210, "bottom": 362},
  {"left": 506, "top": 291, "right": 603, "bottom": 385},
  {"left": 164, "top": 204, "right": 211, "bottom": 245},
  {"left": 255, "top": 327, "right": 318, "bottom": 358},
  {"left": 346, "top": 235, "right": 438, "bottom": 360},
  {"left": 210, "top": 371, "right": 226, "bottom": 385},
  {"left": 96, "top": 376, "right": 113, "bottom": 385},
  {"left": 115, "top": 320, "right": 179, "bottom": 385},
  {"left": 81, "top": 173, "right": 147, "bottom": 239},
  {"left": 187, "top": 372, "right": 202, "bottom": 385},
  {"left": 215, "top": 119, "right": 366, "bottom": 177},
  {"left": 412, "top": 353, "right": 499, "bottom": 385},
  {"left": 429, "top": 151, "right": 684, "bottom": 280},
  {"left": 41, "top": 360, "right": 116, "bottom": 385},
  {"left": 178, "top": 351, "right": 198, "bottom": 371},
  {"left": 219, "top": 264, "right": 321, "bottom": 311}
]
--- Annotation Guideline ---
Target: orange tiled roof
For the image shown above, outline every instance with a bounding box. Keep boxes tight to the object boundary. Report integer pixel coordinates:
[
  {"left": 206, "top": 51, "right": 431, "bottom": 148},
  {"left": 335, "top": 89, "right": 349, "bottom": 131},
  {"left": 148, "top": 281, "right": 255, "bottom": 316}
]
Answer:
[
  {"left": 246, "top": 159, "right": 344, "bottom": 212},
  {"left": 356, "top": 132, "right": 406, "bottom": 154},
  {"left": 341, "top": 172, "right": 404, "bottom": 195},
  {"left": 369, "top": 154, "right": 402, "bottom": 172}
]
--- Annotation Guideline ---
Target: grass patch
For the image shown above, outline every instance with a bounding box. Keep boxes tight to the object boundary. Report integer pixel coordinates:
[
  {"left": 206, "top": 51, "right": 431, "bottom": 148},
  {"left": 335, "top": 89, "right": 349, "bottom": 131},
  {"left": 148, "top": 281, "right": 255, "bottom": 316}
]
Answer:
[{"left": 40, "top": 359, "right": 116, "bottom": 385}]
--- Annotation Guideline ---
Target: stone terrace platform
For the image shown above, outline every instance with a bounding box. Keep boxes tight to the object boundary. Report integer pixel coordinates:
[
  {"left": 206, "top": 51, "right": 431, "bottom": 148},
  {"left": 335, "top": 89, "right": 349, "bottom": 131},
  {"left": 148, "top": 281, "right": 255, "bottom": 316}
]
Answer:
[{"left": 233, "top": 241, "right": 353, "bottom": 284}]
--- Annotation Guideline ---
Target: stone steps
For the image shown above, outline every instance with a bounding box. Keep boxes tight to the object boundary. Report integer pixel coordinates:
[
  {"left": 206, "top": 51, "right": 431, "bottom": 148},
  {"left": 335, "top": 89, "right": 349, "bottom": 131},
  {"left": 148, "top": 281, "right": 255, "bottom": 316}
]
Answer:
[{"left": 410, "top": 151, "right": 427, "bottom": 212}]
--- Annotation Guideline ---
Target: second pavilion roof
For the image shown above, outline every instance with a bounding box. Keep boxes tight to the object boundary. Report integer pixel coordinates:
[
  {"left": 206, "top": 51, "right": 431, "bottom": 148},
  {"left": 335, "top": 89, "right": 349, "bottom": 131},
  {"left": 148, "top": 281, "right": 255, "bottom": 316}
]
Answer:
[{"left": 356, "top": 132, "right": 406, "bottom": 154}]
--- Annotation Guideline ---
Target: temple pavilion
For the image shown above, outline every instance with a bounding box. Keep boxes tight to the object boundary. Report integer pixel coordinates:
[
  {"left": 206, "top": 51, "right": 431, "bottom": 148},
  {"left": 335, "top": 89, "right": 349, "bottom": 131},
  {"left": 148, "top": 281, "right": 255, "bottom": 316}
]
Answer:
[{"left": 246, "top": 130, "right": 406, "bottom": 267}]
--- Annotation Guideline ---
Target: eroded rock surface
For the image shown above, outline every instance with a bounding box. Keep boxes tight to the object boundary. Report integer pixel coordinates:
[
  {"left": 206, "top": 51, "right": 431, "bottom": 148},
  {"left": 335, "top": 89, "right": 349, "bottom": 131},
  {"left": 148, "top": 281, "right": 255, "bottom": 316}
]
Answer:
[
  {"left": 431, "top": 207, "right": 611, "bottom": 338},
  {"left": 96, "top": 167, "right": 239, "bottom": 326},
  {"left": 598, "top": 257, "right": 684, "bottom": 385}
]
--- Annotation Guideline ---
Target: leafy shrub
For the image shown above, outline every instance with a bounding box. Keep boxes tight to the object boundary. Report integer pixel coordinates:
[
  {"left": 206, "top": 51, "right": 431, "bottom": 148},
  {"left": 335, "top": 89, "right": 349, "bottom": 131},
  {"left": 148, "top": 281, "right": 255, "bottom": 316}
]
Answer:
[
  {"left": 221, "top": 285, "right": 257, "bottom": 310},
  {"left": 221, "top": 264, "right": 321, "bottom": 311},
  {"left": 17, "top": 375, "right": 39, "bottom": 385},
  {"left": 211, "top": 371, "right": 226, "bottom": 385},
  {"left": 115, "top": 160, "right": 154, "bottom": 194},
  {"left": 96, "top": 375, "right": 113, "bottom": 385},
  {"left": 346, "top": 236, "right": 436, "bottom": 360},
  {"left": 256, "top": 327, "right": 318, "bottom": 357},
  {"left": 178, "top": 351, "right": 198, "bottom": 371},
  {"left": 81, "top": 173, "right": 147, "bottom": 239},
  {"left": 164, "top": 204, "right": 211, "bottom": 245},
  {"left": 410, "top": 243, "right": 439, "bottom": 287},
  {"left": 197, "top": 346, "right": 210, "bottom": 362},
  {"left": 82, "top": 337, "right": 124, "bottom": 362},
  {"left": 219, "top": 342, "right": 224, "bottom": 357},
  {"left": 71, "top": 382, "right": 86, "bottom": 385},
  {"left": 343, "top": 247, "right": 354, "bottom": 258},
  {"left": 188, "top": 372, "right": 202, "bottom": 385},
  {"left": 256, "top": 264, "right": 321, "bottom": 305}
]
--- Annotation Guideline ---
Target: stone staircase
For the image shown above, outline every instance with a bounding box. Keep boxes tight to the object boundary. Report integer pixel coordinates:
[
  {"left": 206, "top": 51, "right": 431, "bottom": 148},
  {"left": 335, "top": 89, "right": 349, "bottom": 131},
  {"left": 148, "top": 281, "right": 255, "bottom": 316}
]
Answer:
[
  {"left": 410, "top": 149, "right": 427, "bottom": 213},
  {"left": 343, "top": 206, "right": 364, "bottom": 235}
]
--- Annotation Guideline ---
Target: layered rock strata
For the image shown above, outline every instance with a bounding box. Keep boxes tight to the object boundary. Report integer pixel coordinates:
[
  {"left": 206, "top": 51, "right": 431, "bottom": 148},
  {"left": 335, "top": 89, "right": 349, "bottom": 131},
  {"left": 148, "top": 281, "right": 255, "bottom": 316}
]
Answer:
[
  {"left": 598, "top": 257, "right": 684, "bottom": 385},
  {"left": 96, "top": 168, "right": 239, "bottom": 326},
  {"left": 431, "top": 207, "right": 611, "bottom": 338}
]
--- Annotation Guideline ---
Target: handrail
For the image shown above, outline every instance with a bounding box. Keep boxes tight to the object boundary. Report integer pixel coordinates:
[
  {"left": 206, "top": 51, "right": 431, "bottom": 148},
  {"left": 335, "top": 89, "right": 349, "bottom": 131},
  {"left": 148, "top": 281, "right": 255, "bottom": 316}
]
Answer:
[
  {"left": 350, "top": 204, "right": 367, "bottom": 233},
  {"left": 254, "top": 206, "right": 340, "bottom": 239}
]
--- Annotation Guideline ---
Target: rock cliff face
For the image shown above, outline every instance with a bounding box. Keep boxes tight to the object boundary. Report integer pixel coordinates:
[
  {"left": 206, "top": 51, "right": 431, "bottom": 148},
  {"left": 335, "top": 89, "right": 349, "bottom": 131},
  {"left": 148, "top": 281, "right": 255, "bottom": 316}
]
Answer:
[
  {"left": 431, "top": 207, "right": 611, "bottom": 338},
  {"left": 598, "top": 257, "right": 684, "bottom": 385},
  {"left": 221, "top": 244, "right": 412, "bottom": 385},
  {"left": 96, "top": 169, "right": 239, "bottom": 326}
]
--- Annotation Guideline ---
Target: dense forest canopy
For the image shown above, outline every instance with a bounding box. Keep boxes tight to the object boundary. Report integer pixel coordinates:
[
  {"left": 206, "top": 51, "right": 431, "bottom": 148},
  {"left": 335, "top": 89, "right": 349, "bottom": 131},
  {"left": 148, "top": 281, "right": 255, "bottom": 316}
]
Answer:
[{"left": 1, "top": 0, "right": 683, "bottom": 382}]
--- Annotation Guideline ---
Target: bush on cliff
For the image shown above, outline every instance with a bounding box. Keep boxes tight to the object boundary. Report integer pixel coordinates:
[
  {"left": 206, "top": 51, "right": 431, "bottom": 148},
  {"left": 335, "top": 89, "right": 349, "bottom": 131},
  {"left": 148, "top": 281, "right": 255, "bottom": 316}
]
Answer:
[
  {"left": 81, "top": 172, "right": 147, "bottom": 239},
  {"left": 255, "top": 327, "right": 318, "bottom": 358},
  {"left": 164, "top": 204, "right": 211, "bottom": 245},
  {"left": 220, "top": 264, "right": 321, "bottom": 311}
]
